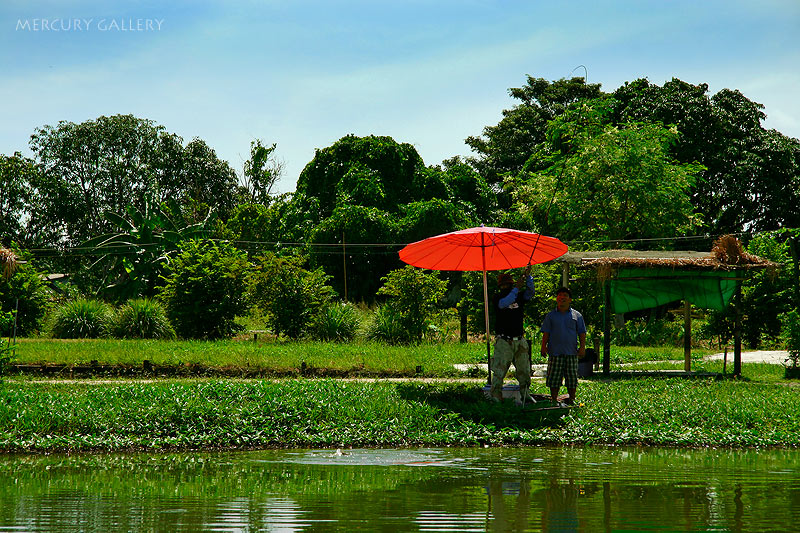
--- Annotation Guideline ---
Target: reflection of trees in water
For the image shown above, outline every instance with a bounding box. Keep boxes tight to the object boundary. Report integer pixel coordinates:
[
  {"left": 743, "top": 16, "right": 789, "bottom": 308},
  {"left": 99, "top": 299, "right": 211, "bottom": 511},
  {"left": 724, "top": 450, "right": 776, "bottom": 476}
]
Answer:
[{"left": 2, "top": 448, "right": 800, "bottom": 531}]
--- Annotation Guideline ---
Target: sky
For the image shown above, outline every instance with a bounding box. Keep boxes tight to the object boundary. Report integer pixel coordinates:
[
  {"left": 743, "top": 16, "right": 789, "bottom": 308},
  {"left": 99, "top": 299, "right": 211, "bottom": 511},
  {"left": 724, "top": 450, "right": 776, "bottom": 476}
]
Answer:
[{"left": 2, "top": 0, "right": 799, "bottom": 194}]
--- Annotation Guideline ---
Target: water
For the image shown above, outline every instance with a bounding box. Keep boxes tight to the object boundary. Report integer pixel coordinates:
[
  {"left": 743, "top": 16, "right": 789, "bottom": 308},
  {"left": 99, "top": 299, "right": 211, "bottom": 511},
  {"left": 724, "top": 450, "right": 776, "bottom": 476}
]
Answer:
[{"left": 0, "top": 446, "right": 798, "bottom": 532}]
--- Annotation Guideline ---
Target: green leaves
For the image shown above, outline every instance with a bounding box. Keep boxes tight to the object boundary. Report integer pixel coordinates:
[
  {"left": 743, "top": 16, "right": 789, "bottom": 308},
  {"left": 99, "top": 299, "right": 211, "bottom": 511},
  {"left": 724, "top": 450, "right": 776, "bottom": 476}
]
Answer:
[
  {"left": 82, "top": 199, "right": 212, "bottom": 302},
  {"left": 372, "top": 266, "right": 448, "bottom": 344},
  {"left": 510, "top": 105, "right": 702, "bottom": 243},
  {"left": 159, "top": 240, "right": 250, "bottom": 339},
  {"left": 250, "top": 253, "right": 335, "bottom": 339}
]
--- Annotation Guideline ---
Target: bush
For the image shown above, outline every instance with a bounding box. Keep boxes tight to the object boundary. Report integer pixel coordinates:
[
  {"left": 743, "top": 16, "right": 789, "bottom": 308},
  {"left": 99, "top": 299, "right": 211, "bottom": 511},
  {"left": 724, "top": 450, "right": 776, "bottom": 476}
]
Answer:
[
  {"left": 0, "top": 249, "right": 51, "bottom": 336},
  {"left": 612, "top": 317, "right": 684, "bottom": 347},
  {"left": 0, "top": 311, "right": 14, "bottom": 373},
  {"left": 50, "top": 299, "right": 113, "bottom": 338},
  {"left": 250, "top": 253, "right": 335, "bottom": 339},
  {"left": 375, "top": 266, "right": 448, "bottom": 344},
  {"left": 159, "top": 240, "right": 250, "bottom": 339},
  {"left": 112, "top": 298, "right": 175, "bottom": 339},
  {"left": 310, "top": 302, "right": 359, "bottom": 342},
  {"left": 782, "top": 310, "right": 800, "bottom": 369}
]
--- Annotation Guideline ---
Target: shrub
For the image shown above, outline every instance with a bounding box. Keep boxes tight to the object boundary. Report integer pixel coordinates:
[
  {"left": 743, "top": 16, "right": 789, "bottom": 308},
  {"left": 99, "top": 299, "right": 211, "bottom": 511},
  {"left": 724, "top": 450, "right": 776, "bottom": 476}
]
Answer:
[
  {"left": 782, "top": 310, "right": 800, "bottom": 369},
  {"left": 159, "top": 240, "right": 250, "bottom": 339},
  {"left": 612, "top": 317, "right": 684, "bottom": 347},
  {"left": 250, "top": 253, "right": 335, "bottom": 339},
  {"left": 0, "top": 311, "right": 14, "bottom": 374},
  {"left": 310, "top": 302, "right": 359, "bottom": 342},
  {"left": 375, "top": 266, "right": 448, "bottom": 344},
  {"left": 50, "top": 299, "right": 113, "bottom": 338},
  {"left": 0, "top": 249, "right": 51, "bottom": 336},
  {"left": 112, "top": 298, "right": 175, "bottom": 339}
]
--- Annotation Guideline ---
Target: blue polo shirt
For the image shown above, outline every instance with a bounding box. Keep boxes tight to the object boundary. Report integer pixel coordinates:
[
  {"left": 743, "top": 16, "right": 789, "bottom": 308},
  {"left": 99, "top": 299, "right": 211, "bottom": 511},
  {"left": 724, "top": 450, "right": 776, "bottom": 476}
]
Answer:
[{"left": 541, "top": 307, "right": 586, "bottom": 356}]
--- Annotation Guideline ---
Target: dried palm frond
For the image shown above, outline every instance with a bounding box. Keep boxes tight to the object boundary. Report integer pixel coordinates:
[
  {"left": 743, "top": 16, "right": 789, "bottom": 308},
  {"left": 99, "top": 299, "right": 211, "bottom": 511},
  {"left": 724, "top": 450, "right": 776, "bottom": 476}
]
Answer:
[
  {"left": 711, "top": 235, "right": 758, "bottom": 265},
  {"left": 0, "top": 247, "right": 19, "bottom": 280}
]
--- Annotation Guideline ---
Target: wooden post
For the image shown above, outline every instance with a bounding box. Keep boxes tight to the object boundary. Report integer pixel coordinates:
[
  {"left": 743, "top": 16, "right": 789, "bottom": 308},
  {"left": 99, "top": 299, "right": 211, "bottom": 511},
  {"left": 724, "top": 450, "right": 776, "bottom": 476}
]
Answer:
[
  {"left": 683, "top": 300, "right": 692, "bottom": 372},
  {"left": 734, "top": 285, "right": 742, "bottom": 377},
  {"left": 561, "top": 263, "right": 569, "bottom": 288},
  {"left": 342, "top": 232, "right": 348, "bottom": 302},
  {"left": 603, "top": 281, "right": 611, "bottom": 375},
  {"left": 458, "top": 272, "right": 467, "bottom": 343}
]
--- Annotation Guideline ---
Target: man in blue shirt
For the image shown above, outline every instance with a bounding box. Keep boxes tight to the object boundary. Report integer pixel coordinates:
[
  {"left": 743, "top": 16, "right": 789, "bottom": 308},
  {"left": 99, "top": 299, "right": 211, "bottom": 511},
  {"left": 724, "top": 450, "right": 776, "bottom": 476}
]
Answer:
[
  {"left": 490, "top": 268, "right": 534, "bottom": 404},
  {"left": 540, "top": 287, "right": 586, "bottom": 406}
]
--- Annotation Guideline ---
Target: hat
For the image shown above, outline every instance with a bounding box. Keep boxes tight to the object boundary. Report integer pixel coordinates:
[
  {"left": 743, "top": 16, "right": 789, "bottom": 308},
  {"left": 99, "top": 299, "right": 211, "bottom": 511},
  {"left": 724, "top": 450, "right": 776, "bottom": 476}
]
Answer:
[{"left": 497, "top": 273, "right": 514, "bottom": 286}]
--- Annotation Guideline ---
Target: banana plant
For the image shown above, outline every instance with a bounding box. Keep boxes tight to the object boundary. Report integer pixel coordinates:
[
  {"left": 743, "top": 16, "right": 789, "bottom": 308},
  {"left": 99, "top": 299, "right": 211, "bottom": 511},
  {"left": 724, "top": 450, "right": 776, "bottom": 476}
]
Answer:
[{"left": 82, "top": 198, "right": 213, "bottom": 301}]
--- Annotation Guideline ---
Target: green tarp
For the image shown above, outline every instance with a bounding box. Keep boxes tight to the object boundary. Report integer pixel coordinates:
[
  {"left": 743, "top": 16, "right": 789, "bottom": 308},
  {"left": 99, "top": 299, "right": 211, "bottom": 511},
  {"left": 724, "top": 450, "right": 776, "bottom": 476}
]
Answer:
[{"left": 610, "top": 268, "right": 743, "bottom": 313}]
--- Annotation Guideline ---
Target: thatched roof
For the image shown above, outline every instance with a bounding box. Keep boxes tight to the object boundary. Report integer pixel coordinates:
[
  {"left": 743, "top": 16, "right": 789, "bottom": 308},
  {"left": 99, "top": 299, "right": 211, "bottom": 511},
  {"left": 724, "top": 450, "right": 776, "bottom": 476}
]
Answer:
[{"left": 555, "top": 236, "right": 777, "bottom": 280}]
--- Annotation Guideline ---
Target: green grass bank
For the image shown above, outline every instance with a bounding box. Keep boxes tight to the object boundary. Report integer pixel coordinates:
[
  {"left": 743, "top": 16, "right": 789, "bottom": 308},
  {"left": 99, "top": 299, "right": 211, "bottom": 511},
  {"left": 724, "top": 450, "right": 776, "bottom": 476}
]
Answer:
[{"left": 2, "top": 363, "right": 798, "bottom": 453}]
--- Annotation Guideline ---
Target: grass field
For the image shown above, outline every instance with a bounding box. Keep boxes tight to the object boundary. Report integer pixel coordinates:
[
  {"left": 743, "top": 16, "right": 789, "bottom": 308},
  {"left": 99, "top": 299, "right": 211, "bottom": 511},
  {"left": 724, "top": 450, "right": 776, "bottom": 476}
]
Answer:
[{"left": 8, "top": 338, "right": 717, "bottom": 376}]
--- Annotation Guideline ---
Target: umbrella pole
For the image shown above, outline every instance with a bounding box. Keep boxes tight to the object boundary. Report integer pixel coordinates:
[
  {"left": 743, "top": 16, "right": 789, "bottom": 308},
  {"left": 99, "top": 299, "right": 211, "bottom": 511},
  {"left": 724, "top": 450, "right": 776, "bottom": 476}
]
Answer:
[{"left": 483, "top": 269, "right": 491, "bottom": 387}]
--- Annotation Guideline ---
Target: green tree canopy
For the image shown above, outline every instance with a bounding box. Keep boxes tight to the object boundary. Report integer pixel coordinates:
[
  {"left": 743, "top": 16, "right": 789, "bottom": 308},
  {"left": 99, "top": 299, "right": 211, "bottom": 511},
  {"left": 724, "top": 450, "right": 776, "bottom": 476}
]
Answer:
[
  {"left": 611, "top": 78, "right": 800, "bottom": 234},
  {"left": 284, "top": 134, "right": 494, "bottom": 302},
  {"left": 27, "top": 114, "right": 239, "bottom": 248},
  {"left": 0, "top": 153, "right": 35, "bottom": 247},
  {"left": 466, "top": 76, "right": 604, "bottom": 189},
  {"left": 294, "top": 134, "right": 435, "bottom": 221},
  {"left": 508, "top": 99, "right": 702, "bottom": 244},
  {"left": 470, "top": 75, "right": 800, "bottom": 237}
]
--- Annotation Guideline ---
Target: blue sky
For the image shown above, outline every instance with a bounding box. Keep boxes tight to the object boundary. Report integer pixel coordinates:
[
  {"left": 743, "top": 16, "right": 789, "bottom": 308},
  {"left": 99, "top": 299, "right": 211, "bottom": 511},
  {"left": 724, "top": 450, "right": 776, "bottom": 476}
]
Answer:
[{"left": 2, "top": 0, "right": 798, "bottom": 194}]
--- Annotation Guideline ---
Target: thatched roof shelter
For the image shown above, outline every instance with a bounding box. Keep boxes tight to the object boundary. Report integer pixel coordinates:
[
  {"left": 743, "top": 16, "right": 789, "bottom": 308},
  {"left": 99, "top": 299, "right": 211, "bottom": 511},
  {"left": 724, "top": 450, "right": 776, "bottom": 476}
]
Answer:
[{"left": 552, "top": 236, "right": 776, "bottom": 377}]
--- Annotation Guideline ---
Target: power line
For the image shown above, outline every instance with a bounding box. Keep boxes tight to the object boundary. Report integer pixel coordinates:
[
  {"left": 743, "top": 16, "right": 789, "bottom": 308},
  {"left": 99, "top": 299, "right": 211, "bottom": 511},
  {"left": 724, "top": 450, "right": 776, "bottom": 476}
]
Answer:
[{"left": 21, "top": 231, "right": 765, "bottom": 260}]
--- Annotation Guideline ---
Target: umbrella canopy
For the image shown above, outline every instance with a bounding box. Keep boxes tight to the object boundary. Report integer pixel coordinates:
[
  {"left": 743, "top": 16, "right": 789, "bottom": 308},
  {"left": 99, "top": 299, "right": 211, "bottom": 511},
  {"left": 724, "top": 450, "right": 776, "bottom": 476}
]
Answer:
[
  {"left": 399, "top": 225, "right": 568, "bottom": 385},
  {"left": 399, "top": 226, "right": 568, "bottom": 272}
]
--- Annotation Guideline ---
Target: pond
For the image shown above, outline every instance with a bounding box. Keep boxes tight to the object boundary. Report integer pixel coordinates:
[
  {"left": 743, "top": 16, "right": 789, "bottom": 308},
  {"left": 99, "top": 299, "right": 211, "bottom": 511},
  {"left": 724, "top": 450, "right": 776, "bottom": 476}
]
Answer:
[{"left": 0, "top": 446, "right": 798, "bottom": 531}]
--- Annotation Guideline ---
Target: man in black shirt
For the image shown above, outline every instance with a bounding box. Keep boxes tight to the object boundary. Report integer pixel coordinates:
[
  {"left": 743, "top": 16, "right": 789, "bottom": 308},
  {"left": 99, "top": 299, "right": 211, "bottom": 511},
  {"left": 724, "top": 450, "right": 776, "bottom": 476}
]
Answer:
[{"left": 490, "top": 267, "right": 534, "bottom": 403}]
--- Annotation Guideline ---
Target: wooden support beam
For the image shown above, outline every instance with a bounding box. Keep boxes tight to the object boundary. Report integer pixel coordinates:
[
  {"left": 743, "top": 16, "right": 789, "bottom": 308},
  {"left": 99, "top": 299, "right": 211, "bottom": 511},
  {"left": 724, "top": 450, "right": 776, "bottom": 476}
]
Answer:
[
  {"left": 603, "top": 281, "right": 611, "bottom": 375},
  {"left": 734, "top": 285, "right": 742, "bottom": 376},
  {"left": 684, "top": 300, "right": 692, "bottom": 372},
  {"left": 561, "top": 262, "right": 570, "bottom": 288}
]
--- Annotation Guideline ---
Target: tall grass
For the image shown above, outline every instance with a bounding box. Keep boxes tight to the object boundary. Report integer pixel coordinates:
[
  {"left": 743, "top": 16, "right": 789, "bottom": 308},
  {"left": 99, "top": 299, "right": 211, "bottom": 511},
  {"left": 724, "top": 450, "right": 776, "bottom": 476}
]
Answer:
[
  {"left": 112, "top": 298, "right": 176, "bottom": 340},
  {"left": 49, "top": 299, "right": 113, "bottom": 339}
]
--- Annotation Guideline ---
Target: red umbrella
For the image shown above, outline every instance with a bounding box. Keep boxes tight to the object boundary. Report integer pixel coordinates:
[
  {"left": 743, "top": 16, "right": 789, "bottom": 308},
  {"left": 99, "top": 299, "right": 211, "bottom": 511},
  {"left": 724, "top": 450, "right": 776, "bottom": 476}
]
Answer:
[{"left": 399, "top": 225, "right": 568, "bottom": 383}]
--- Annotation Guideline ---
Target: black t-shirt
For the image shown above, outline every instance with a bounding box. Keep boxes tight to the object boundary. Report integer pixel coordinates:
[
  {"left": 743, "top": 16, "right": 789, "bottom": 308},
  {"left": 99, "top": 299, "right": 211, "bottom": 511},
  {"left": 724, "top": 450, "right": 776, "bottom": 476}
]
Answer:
[{"left": 493, "top": 287, "right": 526, "bottom": 337}]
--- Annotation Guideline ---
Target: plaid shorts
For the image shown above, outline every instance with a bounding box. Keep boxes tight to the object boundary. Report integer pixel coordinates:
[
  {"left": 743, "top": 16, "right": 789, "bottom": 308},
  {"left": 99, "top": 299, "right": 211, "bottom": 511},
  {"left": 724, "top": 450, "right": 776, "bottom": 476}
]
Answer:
[{"left": 546, "top": 354, "right": 578, "bottom": 389}]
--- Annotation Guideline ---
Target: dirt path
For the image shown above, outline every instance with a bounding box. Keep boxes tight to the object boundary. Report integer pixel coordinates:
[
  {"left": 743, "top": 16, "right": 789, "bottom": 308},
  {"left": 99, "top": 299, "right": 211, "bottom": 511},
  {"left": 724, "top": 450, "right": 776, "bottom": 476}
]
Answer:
[{"left": 705, "top": 350, "right": 789, "bottom": 365}]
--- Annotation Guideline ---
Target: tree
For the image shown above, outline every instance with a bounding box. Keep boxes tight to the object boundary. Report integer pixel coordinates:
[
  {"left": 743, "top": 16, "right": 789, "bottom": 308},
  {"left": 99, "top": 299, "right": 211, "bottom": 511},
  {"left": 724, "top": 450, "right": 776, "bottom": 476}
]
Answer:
[
  {"left": 612, "top": 78, "right": 800, "bottom": 234},
  {"left": 373, "top": 266, "right": 448, "bottom": 344},
  {"left": 223, "top": 195, "right": 317, "bottom": 258},
  {"left": 466, "top": 76, "right": 605, "bottom": 189},
  {"left": 0, "top": 153, "right": 35, "bottom": 247},
  {"left": 472, "top": 76, "right": 800, "bottom": 236},
  {"left": 308, "top": 204, "right": 401, "bottom": 303},
  {"left": 509, "top": 99, "right": 702, "bottom": 243},
  {"left": 290, "top": 135, "right": 493, "bottom": 302},
  {"left": 241, "top": 140, "right": 283, "bottom": 205},
  {"left": 294, "top": 134, "right": 435, "bottom": 221},
  {"left": 27, "top": 114, "right": 239, "bottom": 247},
  {"left": 0, "top": 248, "right": 51, "bottom": 336}
]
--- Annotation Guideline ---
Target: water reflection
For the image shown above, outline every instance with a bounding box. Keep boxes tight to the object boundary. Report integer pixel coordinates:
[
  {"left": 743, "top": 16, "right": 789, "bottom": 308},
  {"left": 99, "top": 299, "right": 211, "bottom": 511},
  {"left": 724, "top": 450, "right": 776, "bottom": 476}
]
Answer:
[{"left": 0, "top": 447, "right": 798, "bottom": 531}]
